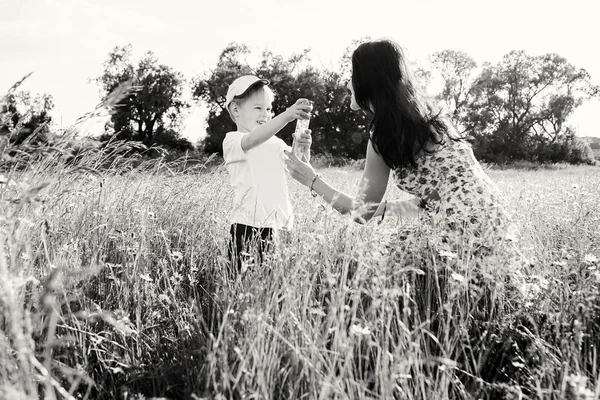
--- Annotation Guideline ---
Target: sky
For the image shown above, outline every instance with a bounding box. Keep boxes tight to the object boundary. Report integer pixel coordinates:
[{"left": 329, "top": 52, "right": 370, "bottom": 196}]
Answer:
[{"left": 1, "top": 0, "right": 599, "bottom": 141}]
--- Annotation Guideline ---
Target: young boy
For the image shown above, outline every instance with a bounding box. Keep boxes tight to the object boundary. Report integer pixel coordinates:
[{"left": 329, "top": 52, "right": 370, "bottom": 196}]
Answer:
[{"left": 222, "top": 75, "right": 313, "bottom": 274}]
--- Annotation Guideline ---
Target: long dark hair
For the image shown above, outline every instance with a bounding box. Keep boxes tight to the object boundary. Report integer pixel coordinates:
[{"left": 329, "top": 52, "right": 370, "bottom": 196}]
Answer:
[{"left": 351, "top": 39, "right": 456, "bottom": 169}]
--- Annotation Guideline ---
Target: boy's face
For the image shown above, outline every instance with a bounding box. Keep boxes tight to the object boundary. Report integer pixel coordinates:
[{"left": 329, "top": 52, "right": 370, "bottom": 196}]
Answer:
[{"left": 232, "top": 89, "right": 274, "bottom": 133}]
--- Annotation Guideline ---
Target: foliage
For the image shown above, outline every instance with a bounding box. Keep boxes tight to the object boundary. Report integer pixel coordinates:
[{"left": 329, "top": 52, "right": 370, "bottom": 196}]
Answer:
[
  {"left": 1, "top": 75, "right": 54, "bottom": 147},
  {"left": 459, "top": 51, "right": 599, "bottom": 163},
  {"left": 192, "top": 43, "right": 370, "bottom": 158},
  {"left": 429, "top": 50, "right": 478, "bottom": 129},
  {"left": 95, "top": 44, "right": 191, "bottom": 150}
]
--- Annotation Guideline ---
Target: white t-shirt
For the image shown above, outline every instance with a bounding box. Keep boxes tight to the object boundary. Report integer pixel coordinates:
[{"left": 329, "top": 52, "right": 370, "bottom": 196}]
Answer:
[{"left": 222, "top": 131, "right": 293, "bottom": 230}]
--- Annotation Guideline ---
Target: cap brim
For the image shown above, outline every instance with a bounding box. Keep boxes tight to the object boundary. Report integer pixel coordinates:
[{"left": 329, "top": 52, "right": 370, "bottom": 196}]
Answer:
[{"left": 235, "top": 78, "right": 270, "bottom": 99}]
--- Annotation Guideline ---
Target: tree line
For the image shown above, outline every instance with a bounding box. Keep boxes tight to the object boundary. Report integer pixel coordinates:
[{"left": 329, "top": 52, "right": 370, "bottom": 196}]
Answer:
[{"left": 2, "top": 38, "right": 599, "bottom": 165}]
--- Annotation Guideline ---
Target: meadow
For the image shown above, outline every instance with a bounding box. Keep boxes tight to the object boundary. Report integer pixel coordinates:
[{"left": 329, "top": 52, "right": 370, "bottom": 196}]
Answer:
[{"left": 1, "top": 141, "right": 599, "bottom": 399}]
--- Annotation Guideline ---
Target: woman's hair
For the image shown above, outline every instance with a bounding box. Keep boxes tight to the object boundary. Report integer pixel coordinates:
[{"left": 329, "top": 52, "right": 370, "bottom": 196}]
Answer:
[{"left": 351, "top": 39, "right": 457, "bottom": 169}]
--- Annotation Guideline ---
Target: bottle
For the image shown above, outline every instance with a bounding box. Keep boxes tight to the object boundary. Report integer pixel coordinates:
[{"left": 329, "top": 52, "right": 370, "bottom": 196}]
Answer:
[{"left": 292, "top": 101, "right": 312, "bottom": 159}]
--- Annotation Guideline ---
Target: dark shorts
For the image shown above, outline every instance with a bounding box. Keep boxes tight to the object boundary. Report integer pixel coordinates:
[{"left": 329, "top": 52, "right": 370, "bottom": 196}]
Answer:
[{"left": 228, "top": 223, "right": 274, "bottom": 276}]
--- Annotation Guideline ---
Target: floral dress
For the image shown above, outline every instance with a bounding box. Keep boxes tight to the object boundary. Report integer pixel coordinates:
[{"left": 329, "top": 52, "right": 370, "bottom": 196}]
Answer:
[
  {"left": 393, "top": 139, "right": 517, "bottom": 250},
  {"left": 391, "top": 139, "right": 526, "bottom": 343}
]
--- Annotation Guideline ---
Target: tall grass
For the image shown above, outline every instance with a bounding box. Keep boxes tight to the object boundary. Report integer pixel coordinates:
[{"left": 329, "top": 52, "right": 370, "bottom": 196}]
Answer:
[{"left": 1, "top": 82, "right": 599, "bottom": 399}]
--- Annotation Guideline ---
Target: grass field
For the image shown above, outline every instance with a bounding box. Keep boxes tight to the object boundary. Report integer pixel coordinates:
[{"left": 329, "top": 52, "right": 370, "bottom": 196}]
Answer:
[{"left": 1, "top": 146, "right": 599, "bottom": 399}]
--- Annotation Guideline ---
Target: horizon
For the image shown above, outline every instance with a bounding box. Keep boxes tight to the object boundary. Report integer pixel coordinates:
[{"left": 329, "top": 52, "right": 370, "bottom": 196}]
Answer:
[{"left": 2, "top": 0, "right": 599, "bottom": 140}]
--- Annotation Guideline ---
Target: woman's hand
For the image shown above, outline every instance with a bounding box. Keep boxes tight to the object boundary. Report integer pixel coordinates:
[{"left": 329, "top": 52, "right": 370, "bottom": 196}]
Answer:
[{"left": 284, "top": 150, "right": 318, "bottom": 187}]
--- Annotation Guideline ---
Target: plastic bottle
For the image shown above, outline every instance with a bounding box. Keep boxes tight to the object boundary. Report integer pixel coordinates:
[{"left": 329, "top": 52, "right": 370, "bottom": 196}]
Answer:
[{"left": 292, "top": 101, "right": 312, "bottom": 159}]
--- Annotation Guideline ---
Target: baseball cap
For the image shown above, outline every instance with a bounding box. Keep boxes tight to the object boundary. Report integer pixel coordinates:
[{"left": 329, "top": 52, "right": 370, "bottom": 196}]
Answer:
[{"left": 225, "top": 75, "right": 270, "bottom": 110}]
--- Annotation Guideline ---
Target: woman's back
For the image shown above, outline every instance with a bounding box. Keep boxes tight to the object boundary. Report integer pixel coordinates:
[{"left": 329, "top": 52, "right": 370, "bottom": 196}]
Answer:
[{"left": 393, "top": 139, "right": 514, "bottom": 245}]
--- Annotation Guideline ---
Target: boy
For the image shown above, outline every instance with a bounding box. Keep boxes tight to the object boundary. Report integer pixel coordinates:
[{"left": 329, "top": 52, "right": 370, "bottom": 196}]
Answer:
[{"left": 222, "top": 75, "right": 313, "bottom": 274}]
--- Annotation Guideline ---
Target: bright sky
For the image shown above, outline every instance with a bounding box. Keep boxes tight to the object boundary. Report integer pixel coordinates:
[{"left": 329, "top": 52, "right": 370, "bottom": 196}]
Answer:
[{"left": 1, "top": 0, "right": 599, "bottom": 141}]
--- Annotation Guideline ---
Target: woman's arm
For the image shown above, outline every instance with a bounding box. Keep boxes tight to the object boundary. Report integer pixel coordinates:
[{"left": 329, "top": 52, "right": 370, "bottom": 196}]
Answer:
[
  {"left": 372, "top": 184, "right": 442, "bottom": 221},
  {"left": 349, "top": 139, "right": 391, "bottom": 221},
  {"left": 285, "top": 139, "right": 391, "bottom": 223},
  {"left": 371, "top": 198, "right": 422, "bottom": 220},
  {"left": 308, "top": 178, "right": 355, "bottom": 214}
]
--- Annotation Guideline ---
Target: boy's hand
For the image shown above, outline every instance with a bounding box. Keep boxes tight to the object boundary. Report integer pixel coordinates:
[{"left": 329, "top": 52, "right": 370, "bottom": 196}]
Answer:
[
  {"left": 296, "top": 129, "right": 312, "bottom": 148},
  {"left": 284, "top": 99, "right": 312, "bottom": 123}
]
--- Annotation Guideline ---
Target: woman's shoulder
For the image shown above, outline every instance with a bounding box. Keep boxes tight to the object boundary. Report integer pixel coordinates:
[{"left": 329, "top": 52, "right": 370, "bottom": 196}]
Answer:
[{"left": 413, "top": 135, "right": 467, "bottom": 161}]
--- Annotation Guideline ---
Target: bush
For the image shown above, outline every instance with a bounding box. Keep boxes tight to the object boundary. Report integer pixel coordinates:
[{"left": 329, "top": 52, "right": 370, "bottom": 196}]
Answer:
[
  {"left": 471, "top": 132, "right": 596, "bottom": 166},
  {"left": 533, "top": 135, "right": 596, "bottom": 165},
  {"left": 150, "top": 127, "right": 194, "bottom": 152}
]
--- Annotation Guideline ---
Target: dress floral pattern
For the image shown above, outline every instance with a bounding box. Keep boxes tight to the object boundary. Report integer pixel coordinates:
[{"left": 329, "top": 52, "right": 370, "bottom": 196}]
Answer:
[{"left": 393, "top": 139, "right": 516, "bottom": 249}]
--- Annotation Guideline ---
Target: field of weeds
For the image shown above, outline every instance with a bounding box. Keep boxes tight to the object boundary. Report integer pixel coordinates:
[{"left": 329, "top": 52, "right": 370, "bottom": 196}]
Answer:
[{"left": 1, "top": 135, "right": 599, "bottom": 399}]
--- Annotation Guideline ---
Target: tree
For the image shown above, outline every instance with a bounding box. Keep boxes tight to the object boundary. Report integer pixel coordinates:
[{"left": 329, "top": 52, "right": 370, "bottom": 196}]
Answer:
[
  {"left": 429, "top": 50, "right": 477, "bottom": 129},
  {"left": 192, "top": 42, "right": 370, "bottom": 158},
  {"left": 338, "top": 36, "right": 372, "bottom": 80},
  {"left": 412, "top": 62, "right": 432, "bottom": 93},
  {"left": 0, "top": 90, "right": 54, "bottom": 145},
  {"left": 95, "top": 44, "right": 190, "bottom": 147},
  {"left": 191, "top": 43, "right": 253, "bottom": 154},
  {"left": 463, "top": 51, "right": 599, "bottom": 162}
]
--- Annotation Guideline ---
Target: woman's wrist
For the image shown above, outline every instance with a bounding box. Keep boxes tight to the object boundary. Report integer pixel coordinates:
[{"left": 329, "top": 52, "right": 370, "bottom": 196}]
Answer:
[{"left": 309, "top": 173, "right": 321, "bottom": 197}]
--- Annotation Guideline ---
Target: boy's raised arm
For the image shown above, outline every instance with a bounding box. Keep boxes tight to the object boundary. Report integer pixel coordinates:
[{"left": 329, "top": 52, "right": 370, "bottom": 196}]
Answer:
[{"left": 241, "top": 99, "right": 312, "bottom": 152}]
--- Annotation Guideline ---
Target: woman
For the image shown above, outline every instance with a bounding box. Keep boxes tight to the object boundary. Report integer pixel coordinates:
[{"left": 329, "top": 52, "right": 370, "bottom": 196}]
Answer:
[{"left": 284, "top": 39, "right": 516, "bottom": 250}]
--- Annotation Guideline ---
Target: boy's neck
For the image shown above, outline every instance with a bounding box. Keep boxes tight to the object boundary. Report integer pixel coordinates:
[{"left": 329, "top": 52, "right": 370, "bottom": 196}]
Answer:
[{"left": 236, "top": 124, "right": 251, "bottom": 133}]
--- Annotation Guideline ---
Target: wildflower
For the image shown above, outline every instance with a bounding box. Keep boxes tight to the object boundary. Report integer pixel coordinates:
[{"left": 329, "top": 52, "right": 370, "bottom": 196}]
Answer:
[
  {"left": 439, "top": 249, "right": 458, "bottom": 259},
  {"left": 350, "top": 324, "right": 371, "bottom": 336},
  {"left": 158, "top": 294, "right": 171, "bottom": 304},
  {"left": 520, "top": 282, "right": 541, "bottom": 301},
  {"left": 25, "top": 276, "right": 40, "bottom": 286},
  {"left": 565, "top": 374, "right": 594, "bottom": 400},
  {"left": 110, "top": 309, "right": 136, "bottom": 335},
  {"left": 170, "top": 271, "right": 183, "bottom": 284},
  {"left": 170, "top": 251, "right": 183, "bottom": 261},
  {"left": 551, "top": 260, "right": 567, "bottom": 267},
  {"left": 308, "top": 308, "right": 326, "bottom": 317}
]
